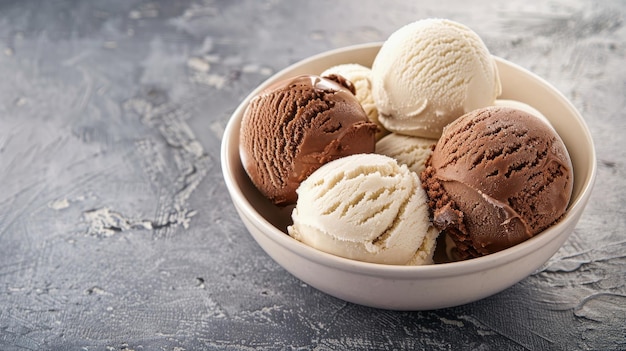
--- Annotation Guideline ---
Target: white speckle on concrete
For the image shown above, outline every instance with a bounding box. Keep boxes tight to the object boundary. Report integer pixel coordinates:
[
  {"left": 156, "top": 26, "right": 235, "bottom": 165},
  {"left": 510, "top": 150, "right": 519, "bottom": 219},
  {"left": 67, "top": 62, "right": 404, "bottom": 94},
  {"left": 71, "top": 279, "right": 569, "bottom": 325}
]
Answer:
[
  {"left": 190, "top": 72, "right": 226, "bottom": 89},
  {"left": 202, "top": 54, "right": 220, "bottom": 63},
  {"left": 48, "top": 198, "right": 70, "bottom": 210},
  {"left": 184, "top": 140, "right": 204, "bottom": 157},
  {"left": 82, "top": 207, "right": 154, "bottom": 237},
  {"left": 129, "top": 4, "right": 158, "bottom": 20},
  {"left": 187, "top": 57, "right": 210, "bottom": 72},
  {"left": 242, "top": 63, "right": 273, "bottom": 76},
  {"left": 128, "top": 10, "right": 142, "bottom": 19},
  {"left": 439, "top": 317, "right": 464, "bottom": 327},
  {"left": 103, "top": 41, "right": 117, "bottom": 49},
  {"left": 210, "top": 120, "right": 225, "bottom": 140},
  {"left": 85, "top": 286, "right": 110, "bottom": 295},
  {"left": 14, "top": 97, "right": 27, "bottom": 106}
]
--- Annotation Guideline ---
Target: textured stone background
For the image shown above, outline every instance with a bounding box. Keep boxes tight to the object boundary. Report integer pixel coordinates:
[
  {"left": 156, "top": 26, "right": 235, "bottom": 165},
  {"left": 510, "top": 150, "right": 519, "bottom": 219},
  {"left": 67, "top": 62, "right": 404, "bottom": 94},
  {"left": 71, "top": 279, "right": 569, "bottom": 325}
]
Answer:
[{"left": 0, "top": 0, "right": 624, "bottom": 350}]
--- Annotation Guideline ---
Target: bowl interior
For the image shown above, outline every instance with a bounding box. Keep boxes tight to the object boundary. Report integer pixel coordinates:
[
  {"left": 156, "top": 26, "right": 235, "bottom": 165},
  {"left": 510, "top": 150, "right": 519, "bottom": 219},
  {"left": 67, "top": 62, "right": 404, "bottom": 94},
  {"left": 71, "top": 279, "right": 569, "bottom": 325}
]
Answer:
[{"left": 222, "top": 43, "right": 596, "bottom": 270}]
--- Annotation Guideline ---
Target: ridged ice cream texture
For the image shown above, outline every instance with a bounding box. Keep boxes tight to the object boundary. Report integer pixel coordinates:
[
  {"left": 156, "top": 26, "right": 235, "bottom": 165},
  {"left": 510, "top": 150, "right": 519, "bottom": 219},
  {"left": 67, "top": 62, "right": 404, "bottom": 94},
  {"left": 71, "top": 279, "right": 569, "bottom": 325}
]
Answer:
[
  {"left": 288, "top": 153, "right": 439, "bottom": 265},
  {"left": 321, "top": 64, "right": 387, "bottom": 140},
  {"left": 239, "top": 75, "right": 378, "bottom": 206},
  {"left": 376, "top": 133, "right": 437, "bottom": 175},
  {"left": 495, "top": 99, "right": 552, "bottom": 128},
  {"left": 372, "top": 18, "right": 502, "bottom": 139},
  {"left": 420, "top": 106, "right": 573, "bottom": 259}
]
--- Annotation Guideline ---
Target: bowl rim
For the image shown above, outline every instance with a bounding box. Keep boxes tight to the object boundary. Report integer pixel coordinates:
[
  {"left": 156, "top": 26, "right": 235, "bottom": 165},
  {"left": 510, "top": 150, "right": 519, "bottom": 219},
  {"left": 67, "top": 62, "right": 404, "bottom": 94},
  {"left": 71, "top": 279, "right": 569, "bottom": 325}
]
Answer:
[{"left": 220, "top": 42, "right": 597, "bottom": 279}]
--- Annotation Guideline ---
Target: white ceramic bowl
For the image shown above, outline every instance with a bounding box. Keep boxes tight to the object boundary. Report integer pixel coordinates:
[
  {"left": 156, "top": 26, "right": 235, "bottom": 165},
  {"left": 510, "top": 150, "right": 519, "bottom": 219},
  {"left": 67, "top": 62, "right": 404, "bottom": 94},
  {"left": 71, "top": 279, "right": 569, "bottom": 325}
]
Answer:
[{"left": 221, "top": 43, "right": 596, "bottom": 310}]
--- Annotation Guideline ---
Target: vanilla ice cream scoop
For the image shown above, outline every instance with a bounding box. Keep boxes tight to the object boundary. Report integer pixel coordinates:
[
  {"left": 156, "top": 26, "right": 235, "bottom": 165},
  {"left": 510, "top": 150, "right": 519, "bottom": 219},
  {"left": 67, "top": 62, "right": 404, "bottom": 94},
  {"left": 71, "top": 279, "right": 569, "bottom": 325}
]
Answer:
[
  {"left": 288, "top": 153, "right": 439, "bottom": 265},
  {"left": 375, "top": 133, "right": 437, "bottom": 175},
  {"left": 371, "top": 18, "right": 502, "bottom": 139}
]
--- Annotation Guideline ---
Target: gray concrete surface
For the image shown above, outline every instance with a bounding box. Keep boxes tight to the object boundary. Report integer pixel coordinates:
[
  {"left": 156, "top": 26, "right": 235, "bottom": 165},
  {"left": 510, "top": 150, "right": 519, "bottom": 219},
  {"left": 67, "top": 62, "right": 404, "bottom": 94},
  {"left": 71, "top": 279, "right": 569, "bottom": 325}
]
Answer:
[{"left": 0, "top": 0, "right": 624, "bottom": 350}]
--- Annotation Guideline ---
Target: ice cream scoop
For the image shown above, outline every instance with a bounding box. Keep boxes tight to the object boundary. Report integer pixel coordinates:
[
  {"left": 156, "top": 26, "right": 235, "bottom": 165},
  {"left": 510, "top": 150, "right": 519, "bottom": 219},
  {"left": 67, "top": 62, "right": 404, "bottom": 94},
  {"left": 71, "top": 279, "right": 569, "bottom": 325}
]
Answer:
[
  {"left": 371, "top": 18, "right": 501, "bottom": 139},
  {"left": 375, "top": 133, "right": 437, "bottom": 175},
  {"left": 420, "top": 106, "right": 573, "bottom": 259},
  {"left": 239, "top": 75, "right": 378, "bottom": 206},
  {"left": 288, "top": 153, "right": 439, "bottom": 265},
  {"left": 321, "top": 64, "right": 387, "bottom": 140}
]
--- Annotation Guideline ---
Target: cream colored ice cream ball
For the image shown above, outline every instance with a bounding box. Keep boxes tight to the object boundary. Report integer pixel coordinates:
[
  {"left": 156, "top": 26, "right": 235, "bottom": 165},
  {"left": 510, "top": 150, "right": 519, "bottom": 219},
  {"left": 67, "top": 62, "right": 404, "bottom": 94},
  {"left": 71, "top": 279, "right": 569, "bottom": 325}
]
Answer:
[{"left": 371, "top": 18, "right": 501, "bottom": 139}]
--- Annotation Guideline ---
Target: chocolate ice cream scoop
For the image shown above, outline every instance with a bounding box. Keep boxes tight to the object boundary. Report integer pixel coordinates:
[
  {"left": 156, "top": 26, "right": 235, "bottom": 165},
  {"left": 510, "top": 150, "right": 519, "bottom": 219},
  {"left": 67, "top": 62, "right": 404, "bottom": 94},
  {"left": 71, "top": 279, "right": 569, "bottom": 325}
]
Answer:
[
  {"left": 240, "top": 75, "right": 378, "bottom": 206},
  {"left": 420, "top": 106, "right": 573, "bottom": 259}
]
